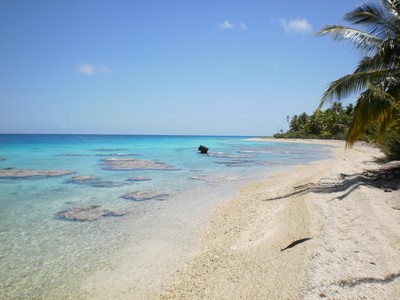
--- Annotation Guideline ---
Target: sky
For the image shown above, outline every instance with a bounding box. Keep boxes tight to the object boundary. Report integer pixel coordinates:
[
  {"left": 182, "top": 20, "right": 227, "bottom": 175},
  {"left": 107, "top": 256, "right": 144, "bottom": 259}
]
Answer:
[{"left": 0, "top": 0, "right": 366, "bottom": 136}]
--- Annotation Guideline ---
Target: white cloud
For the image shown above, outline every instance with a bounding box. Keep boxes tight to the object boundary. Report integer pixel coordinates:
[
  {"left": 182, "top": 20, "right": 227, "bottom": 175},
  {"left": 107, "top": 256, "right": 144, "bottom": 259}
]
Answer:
[
  {"left": 76, "top": 63, "right": 112, "bottom": 75},
  {"left": 275, "top": 18, "right": 312, "bottom": 34},
  {"left": 218, "top": 20, "right": 234, "bottom": 30},
  {"left": 240, "top": 22, "right": 248, "bottom": 31}
]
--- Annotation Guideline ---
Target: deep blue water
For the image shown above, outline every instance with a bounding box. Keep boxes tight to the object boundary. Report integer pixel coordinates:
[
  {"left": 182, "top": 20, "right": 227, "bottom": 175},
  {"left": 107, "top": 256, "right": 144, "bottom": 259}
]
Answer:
[{"left": 0, "top": 134, "right": 333, "bottom": 298}]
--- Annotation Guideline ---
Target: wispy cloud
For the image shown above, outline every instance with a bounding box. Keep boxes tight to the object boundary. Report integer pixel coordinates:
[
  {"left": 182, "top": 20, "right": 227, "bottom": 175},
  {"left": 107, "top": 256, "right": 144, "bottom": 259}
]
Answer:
[
  {"left": 274, "top": 18, "right": 312, "bottom": 34},
  {"left": 218, "top": 20, "right": 248, "bottom": 31},
  {"left": 76, "top": 63, "right": 112, "bottom": 75},
  {"left": 240, "top": 22, "right": 248, "bottom": 31},
  {"left": 219, "top": 20, "right": 234, "bottom": 30}
]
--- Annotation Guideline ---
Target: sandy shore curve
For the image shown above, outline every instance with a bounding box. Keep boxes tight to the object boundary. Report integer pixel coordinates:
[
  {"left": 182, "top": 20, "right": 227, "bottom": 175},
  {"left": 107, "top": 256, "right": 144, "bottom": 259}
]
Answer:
[
  {"left": 157, "top": 140, "right": 400, "bottom": 299},
  {"left": 76, "top": 139, "right": 399, "bottom": 299}
]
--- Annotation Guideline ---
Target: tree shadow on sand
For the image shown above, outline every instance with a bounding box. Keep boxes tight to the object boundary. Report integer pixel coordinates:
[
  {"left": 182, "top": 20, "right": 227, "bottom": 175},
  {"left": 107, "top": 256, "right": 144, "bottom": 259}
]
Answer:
[
  {"left": 336, "top": 271, "right": 400, "bottom": 288},
  {"left": 263, "top": 162, "right": 400, "bottom": 202}
]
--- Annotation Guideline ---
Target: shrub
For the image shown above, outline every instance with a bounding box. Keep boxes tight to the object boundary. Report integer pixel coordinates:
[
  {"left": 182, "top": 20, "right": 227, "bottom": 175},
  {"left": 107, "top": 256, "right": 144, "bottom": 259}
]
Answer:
[{"left": 380, "top": 123, "right": 400, "bottom": 160}]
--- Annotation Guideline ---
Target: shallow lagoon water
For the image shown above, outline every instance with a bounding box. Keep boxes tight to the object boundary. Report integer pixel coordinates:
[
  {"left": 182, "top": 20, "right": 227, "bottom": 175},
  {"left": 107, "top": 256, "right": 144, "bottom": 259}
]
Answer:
[{"left": 0, "top": 134, "right": 333, "bottom": 298}]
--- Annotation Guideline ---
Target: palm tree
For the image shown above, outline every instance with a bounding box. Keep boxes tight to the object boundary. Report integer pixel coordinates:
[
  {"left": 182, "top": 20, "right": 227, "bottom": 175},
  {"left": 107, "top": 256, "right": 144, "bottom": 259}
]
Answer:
[{"left": 317, "top": 0, "right": 400, "bottom": 147}]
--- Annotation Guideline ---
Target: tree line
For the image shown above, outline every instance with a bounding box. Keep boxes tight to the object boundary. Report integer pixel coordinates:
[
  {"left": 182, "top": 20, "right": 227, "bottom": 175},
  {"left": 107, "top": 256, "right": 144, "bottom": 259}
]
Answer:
[{"left": 274, "top": 102, "right": 354, "bottom": 140}]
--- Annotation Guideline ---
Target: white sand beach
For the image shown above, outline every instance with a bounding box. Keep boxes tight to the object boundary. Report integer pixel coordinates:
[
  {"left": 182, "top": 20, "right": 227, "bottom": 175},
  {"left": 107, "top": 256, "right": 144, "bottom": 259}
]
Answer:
[{"left": 79, "top": 140, "right": 400, "bottom": 299}]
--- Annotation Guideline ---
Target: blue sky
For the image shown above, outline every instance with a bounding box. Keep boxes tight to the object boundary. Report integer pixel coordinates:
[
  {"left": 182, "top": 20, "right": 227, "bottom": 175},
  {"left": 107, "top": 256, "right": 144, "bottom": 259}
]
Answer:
[{"left": 1, "top": 0, "right": 364, "bottom": 135}]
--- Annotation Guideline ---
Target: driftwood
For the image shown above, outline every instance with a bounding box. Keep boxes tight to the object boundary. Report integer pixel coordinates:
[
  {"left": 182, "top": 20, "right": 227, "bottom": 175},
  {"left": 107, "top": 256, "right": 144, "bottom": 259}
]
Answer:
[{"left": 281, "top": 238, "right": 312, "bottom": 251}]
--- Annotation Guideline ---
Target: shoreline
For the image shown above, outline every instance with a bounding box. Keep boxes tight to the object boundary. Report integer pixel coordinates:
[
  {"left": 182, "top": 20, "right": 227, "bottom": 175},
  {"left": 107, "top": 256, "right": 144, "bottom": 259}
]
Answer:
[
  {"left": 74, "top": 139, "right": 400, "bottom": 299},
  {"left": 157, "top": 140, "right": 400, "bottom": 299},
  {"left": 249, "top": 136, "right": 349, "bottom": 145}
]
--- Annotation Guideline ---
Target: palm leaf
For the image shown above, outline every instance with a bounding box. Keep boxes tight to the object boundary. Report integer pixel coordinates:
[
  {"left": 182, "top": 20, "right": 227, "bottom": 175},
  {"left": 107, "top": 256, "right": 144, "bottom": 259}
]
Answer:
[
  {"left": 319, "top": 70, "right": 391, "bottom": 108},
  {"left": 346, "top": 85, "right": 395, "bottom": 146},
  {"left": 318, "top": 0, "right": 400, "bottom": 150},
  {"left": 354, "top": 40, "right": 400, "bottom": 72},
  {"left": 377, "top": 106, "right": 397, "bottom": 141},
  {"left": 382, "top": 0, "right": 400, "bottom": 18},
  {"left": 344, "top": 1, "right": 396, "bottom": 40},
  {"left": 316, "top": 25, "right": 382, "bottom": 54},
  {"left": 345, "top": 2, "right": 387, "bottom": 24}
]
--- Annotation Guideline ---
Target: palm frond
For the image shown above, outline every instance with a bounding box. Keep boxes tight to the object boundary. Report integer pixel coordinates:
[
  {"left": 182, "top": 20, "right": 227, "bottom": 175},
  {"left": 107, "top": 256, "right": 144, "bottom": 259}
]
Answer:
[
  {"left": 344, "top": 1, "right": 396, "bottom": 40},
  {"left": 377, "top": 106, "right": 397, "bottom": 141},
  {"left": 346, "top": 85, "right": 395, "bottom": 146},
  {"left": 316, "top": 25, "right": 382, "bottom": 54},
  {"left": 319, "top": 70, "right": 390, "bottom": 109},
  {"left": 354, "top": 41, "right": 400, "bottom": 71},
  {"left": 317, "top": 0, "right": 400, "bottom": 150},
  {"left": 345, "top": 2, "right": 388, "bottom": 25},
  {"left": 382, "top": 0, "right": 400, "bottom": 18}
]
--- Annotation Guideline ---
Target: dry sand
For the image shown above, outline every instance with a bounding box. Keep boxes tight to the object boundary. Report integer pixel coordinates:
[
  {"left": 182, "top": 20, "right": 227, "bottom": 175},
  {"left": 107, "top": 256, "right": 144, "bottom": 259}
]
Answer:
[
  {"left": 157, "top": 140, "right": 400, "bottom": 299},
  {"left": 78, "top": 139, "right": 400, "bottom": 299}
]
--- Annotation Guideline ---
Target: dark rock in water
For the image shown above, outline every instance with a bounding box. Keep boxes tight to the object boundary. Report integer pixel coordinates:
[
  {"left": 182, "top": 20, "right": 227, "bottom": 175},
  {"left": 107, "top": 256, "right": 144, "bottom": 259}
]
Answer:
[
  {"left": 92, "top": 148, "right": 127, "bottom": 152},
  {"left": 214, "top": 160, "right": 250, "bottom": 167},
  {"left": 188, "top": 175, "right": 209, "bottom": 182},
  {"left": 56, "top": 153, "right": 89, "bottom": 157},
  {"left": 121, "top": 191, "right": 169, "bottom": 201},
  {"left": 101, "top": 158, "right": 177, "bottom": 171},
  {"left": 126, "top": 176, "right": 152, "bottom": 182},
  {"left": 188, "top": 174, "right": 240, "bottom": 184},
  {"left": 66, "top": 175, "right": 128, "bottom": 188},
  {"left": 56, "top": 205, "right": 129, "bottom": 222},
  {"left": 214, "top": 160, "right": 271, "bottom": 167},
  {"left": 198, "top": 145, "right": 209, "bottom": 154},
  {"left": 208, "top": 152, "right": 252, "bottom": 159},
  {"left": 0, "top": 157, "right": 5, "bottom": 161},
  {"left": 88, "top": 181, "right": 128, "bottom": 188},
  {"left": 95, "top": 153, "right": 137, "bottom": 157},
  {"left": 0, "top": 169, "right": 74, "bottom": 179},
  {"left": 70, "top": 175, "right": 97, "bottom": 182}
]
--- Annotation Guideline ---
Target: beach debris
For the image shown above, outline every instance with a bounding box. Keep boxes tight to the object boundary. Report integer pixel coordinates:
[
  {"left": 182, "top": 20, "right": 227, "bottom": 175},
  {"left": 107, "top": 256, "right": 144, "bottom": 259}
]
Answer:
[
  {"left": 126, "top": 176, "right": 152, "bottom": 182},
  {"left": 101, "top": 158, "right": 177, "bottom": 171},
  {"left": 198, "top": 145, "right": 209, "bottom": 154},
  {"left": 66, "top": 175, "right": 129, "bottom": 188},
  {"left": 56, "top": 205, "right": 129, "bottom": 222},
  {"left": 0, "top": 169, "right": 74, "bottom": 179},
  {"left": 281, "top": 237, "right": 312, "bottom": 251},
  {"left": 121, "top": 191, "right": 169, "bottom": 201}
]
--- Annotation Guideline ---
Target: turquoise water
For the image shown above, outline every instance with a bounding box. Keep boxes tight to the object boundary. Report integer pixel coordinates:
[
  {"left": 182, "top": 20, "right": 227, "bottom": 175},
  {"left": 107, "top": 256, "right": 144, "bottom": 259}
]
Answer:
[{"left": 0, "top": 134, "right": 333, "bottom": 298}]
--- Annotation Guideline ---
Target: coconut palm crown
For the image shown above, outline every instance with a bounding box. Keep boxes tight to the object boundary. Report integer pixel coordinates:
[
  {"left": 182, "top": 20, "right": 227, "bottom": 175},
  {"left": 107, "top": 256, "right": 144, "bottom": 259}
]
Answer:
[{"left": 317, "top": 0, "right": 400, "bottom": 147}]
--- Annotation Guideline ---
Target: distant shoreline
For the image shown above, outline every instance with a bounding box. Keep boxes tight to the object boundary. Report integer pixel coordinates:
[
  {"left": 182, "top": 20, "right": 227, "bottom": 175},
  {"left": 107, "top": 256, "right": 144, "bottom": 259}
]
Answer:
[{"left": 249, "top": 136, "right": 348, "bottom": 146}]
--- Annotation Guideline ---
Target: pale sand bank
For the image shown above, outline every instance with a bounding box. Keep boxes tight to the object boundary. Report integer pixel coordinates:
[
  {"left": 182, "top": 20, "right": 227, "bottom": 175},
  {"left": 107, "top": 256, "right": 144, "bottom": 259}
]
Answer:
[
  {"left": 78, "top": 140, "right": 400, "bottom": 299},
  {"left": 157, "top": 140, "right": 400, "bottom": 299}
]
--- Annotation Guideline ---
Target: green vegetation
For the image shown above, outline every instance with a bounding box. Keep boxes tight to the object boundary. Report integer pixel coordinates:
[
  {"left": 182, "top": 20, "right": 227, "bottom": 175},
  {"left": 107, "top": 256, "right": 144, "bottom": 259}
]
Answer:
[
  {"left": 317, "top": 0, "right": 400, "bottom": 149},
  {"left": 380, "top": 121, "right": 400, "bottom": 160},
  {"left": 274, "top": 102, "right": 354, "bottom": 140},
  {"left": 276, "top": 0, "right": 400, "bottom": 160}
]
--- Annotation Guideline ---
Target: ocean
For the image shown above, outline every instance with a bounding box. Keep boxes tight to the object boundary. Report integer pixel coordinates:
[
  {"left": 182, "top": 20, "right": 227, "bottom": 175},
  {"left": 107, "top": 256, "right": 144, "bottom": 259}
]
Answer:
[{"left": 0, "top": 134, "right": 333, "bottom": 298}]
